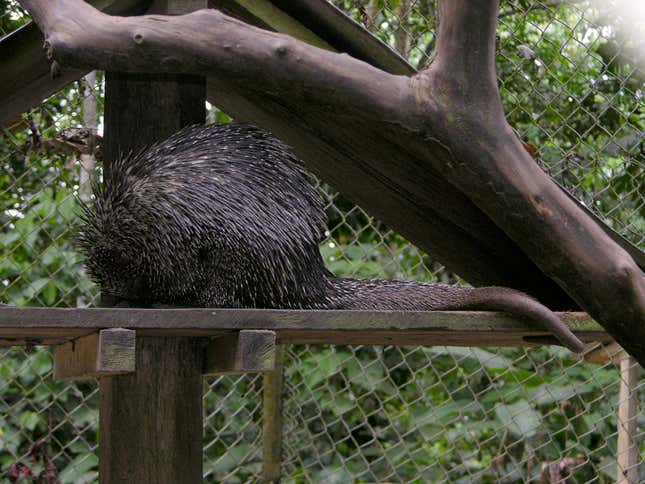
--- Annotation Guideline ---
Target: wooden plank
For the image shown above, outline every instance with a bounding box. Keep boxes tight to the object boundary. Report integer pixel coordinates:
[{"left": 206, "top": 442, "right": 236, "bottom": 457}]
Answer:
[
  {"left": 617, "top": 354, "right": 639, "bottom": 484},
  {"left": 100, "top": 337, "right": 205, "bottom": 484},
  {"left": 210, "top": 0, "right": 274, "bottom": 31},
  {"left": 54, "top": 328, "right": 135, "bottom": 380},
  {"left": 204, "top": 330, "right": 276, "bottom": 375},
  {"left": 275, "top": 330, "right": 609, "bottom": 347},
  {"left": 266, "top": 0, "right": 415, "bottom": 75},
  {"left": 0, "top": 328, "right": 610, "bottom": 348},
  {"left": 0, "top": 306, "right": 601, "bottom": 330},
  {"left": 0, "top": 307, "right": 610, "bottom": 347},
  {"left": 235, "top": 0, "right": 334, "bottom": 50},
  {"left": 261, "top": 344, "right": 285, "bottom": 483}
]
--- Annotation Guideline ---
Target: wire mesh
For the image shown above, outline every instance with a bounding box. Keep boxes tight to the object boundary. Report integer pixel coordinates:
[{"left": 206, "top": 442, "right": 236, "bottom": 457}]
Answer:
[{"left": 1, "top": 0, "right": 643, "bottom": 482}]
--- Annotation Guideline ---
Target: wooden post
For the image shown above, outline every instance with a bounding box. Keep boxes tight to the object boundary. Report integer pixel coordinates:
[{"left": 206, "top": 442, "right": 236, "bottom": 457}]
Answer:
[
  {"left": 261, "top": 345, "right": 286, "bottom": 483},
  {"left": 100, "top": 2, "right": 206, "bottom": 480},
  {"left": 617, "top": 354, "right": 638, "bottom": 484},
  {"left": 100, "top": 337, "right": 205, "bottom": 483}
]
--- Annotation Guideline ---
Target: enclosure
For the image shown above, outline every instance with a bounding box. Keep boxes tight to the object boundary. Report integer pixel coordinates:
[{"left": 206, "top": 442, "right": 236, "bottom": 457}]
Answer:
[{"left": 1, "top": 0, "right": 644, "bottom": 482}]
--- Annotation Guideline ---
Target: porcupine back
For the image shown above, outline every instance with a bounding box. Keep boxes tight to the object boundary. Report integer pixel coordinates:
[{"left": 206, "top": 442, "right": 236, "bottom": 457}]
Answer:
[{"left": 78, "top": 123, "right": 584, "bottom": 352}]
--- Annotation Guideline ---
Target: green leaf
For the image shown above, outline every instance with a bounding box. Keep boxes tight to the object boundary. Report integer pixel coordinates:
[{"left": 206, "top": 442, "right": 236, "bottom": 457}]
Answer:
[
  {"left": 494, "top": 400, "right": 542, "bottom": 438},
  {"left": 57, "top": 193, "right": 77, "bottom": 222},
  {"left": 531, "top": 382, "right": 595, "bottom": 405},
  {"left": 42, "top": 280, "right": 57, "bottom": 305},
  {"left": 59, "top": 454, "right": 98, "bottom": 484},
  {"left": 205, "top": 443, "right": 255, "bottom": 476},
  {"left": 330, "top": 396, "right": 354, "bottom": 417},
  {"left": 427, "top": 347, "right": 514, "bottom": 370},
  {"left": 19, "top": 411, "right": 43, "bottom": 431}
]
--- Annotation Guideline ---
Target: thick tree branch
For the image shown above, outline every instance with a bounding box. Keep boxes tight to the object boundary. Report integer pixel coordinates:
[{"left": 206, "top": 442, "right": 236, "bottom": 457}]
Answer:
[
  {"left": 429, "top": 0, "right": 501, "bottom": 107},
  {"left": 18, "top": 0, "right": 645, "bottom": 364},
  {"left": 21, "top": 0, "right": 407, "bottom": 123},
  {"left": 407, "top": 3, "right": 645, "bottom": 361}
]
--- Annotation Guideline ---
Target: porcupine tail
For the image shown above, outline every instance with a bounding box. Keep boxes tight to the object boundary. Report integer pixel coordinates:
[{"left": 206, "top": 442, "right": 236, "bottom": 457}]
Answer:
[{"left": 328, "top": 278, "right": 585, "bottom": 353}]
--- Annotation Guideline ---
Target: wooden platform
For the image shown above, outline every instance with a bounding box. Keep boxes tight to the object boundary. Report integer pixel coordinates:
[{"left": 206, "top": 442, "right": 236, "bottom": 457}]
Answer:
[{"left": 0, "top": 307, "right": 610, "bottom": 347}]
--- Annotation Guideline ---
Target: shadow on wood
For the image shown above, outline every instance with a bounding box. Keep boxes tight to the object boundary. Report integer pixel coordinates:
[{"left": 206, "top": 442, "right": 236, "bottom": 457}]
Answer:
[{"left": 204, "top": 330, "right": 276, "bottom": 375}]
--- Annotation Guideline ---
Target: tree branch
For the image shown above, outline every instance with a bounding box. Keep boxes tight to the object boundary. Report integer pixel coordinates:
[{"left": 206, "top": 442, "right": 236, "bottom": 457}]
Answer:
[
  {"left": 20, "top": 0, "right": 406, "bottom": 122},
  {"left": 428, "top": 0, "right": 501, "bottom": 106}
]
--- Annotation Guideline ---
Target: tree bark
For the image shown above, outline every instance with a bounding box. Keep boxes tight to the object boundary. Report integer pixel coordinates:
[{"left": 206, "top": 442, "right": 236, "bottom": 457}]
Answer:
[{"left": 18, "top": 0, "right": 645, "bottom": 365}]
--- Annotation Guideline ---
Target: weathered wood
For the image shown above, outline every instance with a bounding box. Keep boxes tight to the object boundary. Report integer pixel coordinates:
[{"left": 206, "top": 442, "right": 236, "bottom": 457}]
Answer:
[
  {"left": 1, "top": 0, "right": 413, "bottom": 128},
  {"left": 54, "top": 328, "right": 135, "bottom": 380},
  {"left": 617, "top": 354, "right": 639, "bottom": 484},
  {"left": 234, "top": 0, "right": 333, "bottom": 50},
  {"left": 0, "top": 307, "right": 610, "bottom": 347},
  {"left": 0, "top": 306, "right": 600, "bottom": 330},
  {"left": 204, "top": 330, "right": 276, "bottom": 375},
  {"left": 99, "top": 336, "right": 205, "bottom": 484},
  {"left": 261, "top": 344, "right": 285, "bottom": 483},
  {"left": 266, "top": 0, "right": 415, "bottom": 75},
  {"left": 103, "top": 72, "right": 205, "bottom": 175},
  {"left": 275, "top": 330, "right": 606, "bottom": 347}
]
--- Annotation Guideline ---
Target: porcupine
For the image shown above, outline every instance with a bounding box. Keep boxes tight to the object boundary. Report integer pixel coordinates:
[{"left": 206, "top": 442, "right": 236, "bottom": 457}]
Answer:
[{"left": 78, "top": 123, "right": 585, "bottom": 353}]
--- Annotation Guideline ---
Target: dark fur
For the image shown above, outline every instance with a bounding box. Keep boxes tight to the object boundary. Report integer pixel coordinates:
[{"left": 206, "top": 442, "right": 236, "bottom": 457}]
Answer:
[{"left": 78, "top": 123, "right": 584, "bottom": 352}]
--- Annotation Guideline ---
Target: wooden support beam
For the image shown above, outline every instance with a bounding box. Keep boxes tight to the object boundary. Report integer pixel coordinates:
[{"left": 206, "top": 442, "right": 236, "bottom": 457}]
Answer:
[
  {"left": 617, "top": 354, "right": 639, "bottom": 484},
  {"left": 261, "top": 344, "right": 285, "bottom": 483},
  {"left": 54, "top": 328, "right": 135, "bottom": 380},
  {"left": 204, "top": 330, "right": 276, "bottom": 375},
  {"left": 100, "top": 337, "right": 206, "bottom": 483}
]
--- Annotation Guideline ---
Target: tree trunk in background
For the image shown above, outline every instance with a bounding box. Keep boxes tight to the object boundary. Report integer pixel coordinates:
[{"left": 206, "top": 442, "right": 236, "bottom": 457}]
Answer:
[
  {"left": 394, "top": 0, "right": 410, "bottom": 56},
  {"left": 79, "top": 71, "right": 98, "bottom": 202}
]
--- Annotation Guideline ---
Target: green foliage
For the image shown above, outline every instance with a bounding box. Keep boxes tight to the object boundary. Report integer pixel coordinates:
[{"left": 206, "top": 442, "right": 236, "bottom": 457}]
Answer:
[
  {"left": 284, "top": 344, "right": 642, "bottom": 482},
  {"left": 0, "top": 0, "right": 29, "bottom": 35},
  {"left": 0, "top": 185, "right": 95, "bottom": 306},
  {"left": 0, "top": 348, "right": 98, "bottom": 483}
]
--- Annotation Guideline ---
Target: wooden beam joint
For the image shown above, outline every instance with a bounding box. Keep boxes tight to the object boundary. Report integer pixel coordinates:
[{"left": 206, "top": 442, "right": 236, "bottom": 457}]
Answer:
[
  {"left": 204, "top": 330, "right": 277, "bottom": 375},
  {"left": 54, "top": 328, "right": 135, "bottom": 380}
]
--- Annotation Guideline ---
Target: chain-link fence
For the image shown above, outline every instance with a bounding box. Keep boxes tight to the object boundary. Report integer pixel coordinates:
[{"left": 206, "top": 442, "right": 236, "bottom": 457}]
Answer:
[{"left": 1, "top": 0, "right": 644, "bottom": 482}]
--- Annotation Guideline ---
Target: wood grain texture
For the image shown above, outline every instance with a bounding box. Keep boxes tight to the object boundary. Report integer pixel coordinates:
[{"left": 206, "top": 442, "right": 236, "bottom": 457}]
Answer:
[
  {"left": 103, "top": 71, "right": 205, "bottom": 176},
  {"left": 204, "top": 330, "right": 276, "bottom": 375},
  {"left": 99, "top": 337, "right": 205, "bottom": 484},
  {"left": 617, "top": 355, "right": 639, "bottom": 484},
  {"left": 54, "top": 328, "right": 135, "bottom": 380},
  {"left": 261, "top": 344, "right": 285, "bottom": 483},
  {"left": 583, "top": 341, "right": 624, "bottom": 365},
  {"left": 0, "top": 307, "right": 609, "bottom": 348}
]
